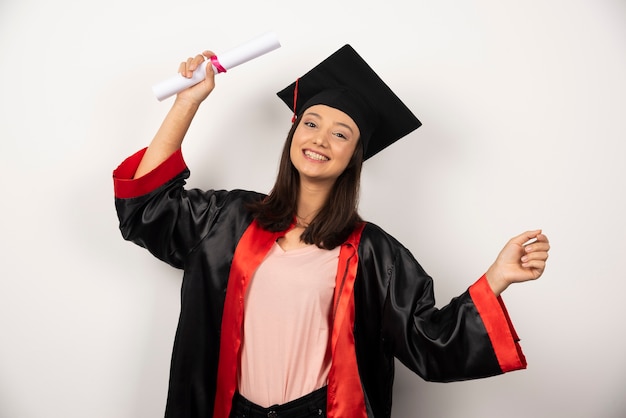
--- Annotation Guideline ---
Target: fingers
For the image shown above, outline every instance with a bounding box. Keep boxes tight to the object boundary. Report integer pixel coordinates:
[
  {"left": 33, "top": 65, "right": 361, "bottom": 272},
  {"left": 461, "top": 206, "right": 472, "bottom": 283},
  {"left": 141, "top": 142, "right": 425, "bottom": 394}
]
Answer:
[
  {"left": 521, "top": 233, "right": 550, "bottom": 274},
  {"left": 523, "top": 236, "right": 550, "bottom": 254},
  {"left": 510, "top": 229, "right": 543, "bottom": 246},
  {"left": 522, "top": 232, "right": 550, "bottom": 258},
  {"left": 178, "top": 53, "right": 214, "bottom": 78},
  {"left": 202, "top": 50, "right": 216, "bottom": 78},
  {"left": 535, "top": 233, "right": 549, "bottom": 245},
  {"left": 521, "top": 249, "right": 548, "bottom": 268}
]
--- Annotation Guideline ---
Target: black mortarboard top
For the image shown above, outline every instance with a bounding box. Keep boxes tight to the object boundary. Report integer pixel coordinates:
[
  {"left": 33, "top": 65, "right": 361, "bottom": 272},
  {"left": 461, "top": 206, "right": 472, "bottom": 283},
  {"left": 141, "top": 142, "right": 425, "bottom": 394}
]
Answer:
[{"left": 276, "top": 44, "right": 421, "bottom": 160}]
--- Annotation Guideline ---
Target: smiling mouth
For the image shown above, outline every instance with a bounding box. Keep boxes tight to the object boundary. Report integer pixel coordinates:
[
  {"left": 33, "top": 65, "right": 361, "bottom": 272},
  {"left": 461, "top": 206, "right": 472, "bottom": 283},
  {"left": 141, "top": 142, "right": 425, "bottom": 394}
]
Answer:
[{"left": 304, "top": 150, "right": 329, "bottom": 161}]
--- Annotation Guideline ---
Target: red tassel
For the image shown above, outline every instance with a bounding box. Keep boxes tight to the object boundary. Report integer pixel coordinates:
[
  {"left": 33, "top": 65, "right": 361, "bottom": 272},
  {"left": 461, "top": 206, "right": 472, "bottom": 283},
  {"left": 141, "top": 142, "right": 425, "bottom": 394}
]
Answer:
[{"left": 291, "top": 78, "right": 299, "bottom": 123}]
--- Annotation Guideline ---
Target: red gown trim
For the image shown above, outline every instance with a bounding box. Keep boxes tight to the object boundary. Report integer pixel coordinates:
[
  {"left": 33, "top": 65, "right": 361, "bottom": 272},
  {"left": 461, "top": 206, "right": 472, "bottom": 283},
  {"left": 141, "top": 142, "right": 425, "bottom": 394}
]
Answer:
[
  {"left": 113, "top": 148, "right": 187, "bottom": 199},
  {"left": 327, "top": 222, "right": 367, "bottom": 418},
  {"left": 212, "top": 219, "right": 282, "bottom": 418},
  {"left": 469, "top": 275, "right": 527, "bottom": 372}
]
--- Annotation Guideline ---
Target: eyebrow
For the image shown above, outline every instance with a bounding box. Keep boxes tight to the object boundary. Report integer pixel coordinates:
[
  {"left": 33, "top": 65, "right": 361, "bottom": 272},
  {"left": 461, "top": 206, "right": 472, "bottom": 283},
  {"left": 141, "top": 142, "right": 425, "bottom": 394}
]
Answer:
[{"left": 304, "top": 111, "right": 355, "bottom": 135}]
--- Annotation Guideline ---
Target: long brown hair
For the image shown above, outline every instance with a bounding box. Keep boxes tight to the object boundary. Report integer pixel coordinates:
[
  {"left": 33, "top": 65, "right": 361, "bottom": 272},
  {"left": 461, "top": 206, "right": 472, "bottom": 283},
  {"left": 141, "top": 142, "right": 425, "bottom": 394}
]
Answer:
[{"left": 247, "top": 117, "right": 364, "bottom": 249}]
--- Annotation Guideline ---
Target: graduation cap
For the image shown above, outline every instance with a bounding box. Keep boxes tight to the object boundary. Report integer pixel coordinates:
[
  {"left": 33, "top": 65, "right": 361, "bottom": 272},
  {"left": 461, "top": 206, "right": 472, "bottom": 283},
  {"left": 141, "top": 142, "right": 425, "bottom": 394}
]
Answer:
[{"left": 276, "top": 44, "right": 421, "bottom": 160}]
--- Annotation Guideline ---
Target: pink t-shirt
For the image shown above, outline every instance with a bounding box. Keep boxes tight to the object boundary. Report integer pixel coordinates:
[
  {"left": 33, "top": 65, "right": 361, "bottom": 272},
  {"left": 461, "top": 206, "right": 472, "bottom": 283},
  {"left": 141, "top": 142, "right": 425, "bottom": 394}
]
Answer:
[{"left": 237, "top": 242, "right": 340, "bottom": 407}]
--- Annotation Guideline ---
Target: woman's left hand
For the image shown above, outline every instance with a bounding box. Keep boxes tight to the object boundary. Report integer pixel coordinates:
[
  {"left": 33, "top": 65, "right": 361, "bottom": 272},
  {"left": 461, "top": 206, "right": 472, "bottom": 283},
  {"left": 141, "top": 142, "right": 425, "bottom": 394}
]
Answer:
[{"left": 486, "top": 230, "right": 550, "bottom": 296}]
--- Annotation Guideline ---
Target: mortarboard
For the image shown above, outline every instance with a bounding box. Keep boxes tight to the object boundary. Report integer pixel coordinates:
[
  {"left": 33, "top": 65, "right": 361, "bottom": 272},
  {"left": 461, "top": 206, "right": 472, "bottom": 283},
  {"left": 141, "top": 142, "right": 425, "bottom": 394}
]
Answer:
[{"left": 276, "top": 44, "right": 421, "bottom": 160}]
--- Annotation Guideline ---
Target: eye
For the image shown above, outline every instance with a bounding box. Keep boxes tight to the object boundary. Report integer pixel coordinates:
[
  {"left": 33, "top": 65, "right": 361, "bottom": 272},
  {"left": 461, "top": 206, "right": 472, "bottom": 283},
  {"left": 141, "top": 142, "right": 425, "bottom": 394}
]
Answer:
[
  {"left": 304, "top": 121, "right": 317, "bottom": 128},
  {"left": 333, "top": 132, "right": 348, "bottom": 140}
]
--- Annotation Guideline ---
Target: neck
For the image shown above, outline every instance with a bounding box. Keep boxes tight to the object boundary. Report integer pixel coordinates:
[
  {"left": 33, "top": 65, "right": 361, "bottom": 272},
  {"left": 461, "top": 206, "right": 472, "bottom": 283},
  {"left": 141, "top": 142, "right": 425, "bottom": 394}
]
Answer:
[{"left": 296, "top": 180, "right": 332, "bottom": 225}]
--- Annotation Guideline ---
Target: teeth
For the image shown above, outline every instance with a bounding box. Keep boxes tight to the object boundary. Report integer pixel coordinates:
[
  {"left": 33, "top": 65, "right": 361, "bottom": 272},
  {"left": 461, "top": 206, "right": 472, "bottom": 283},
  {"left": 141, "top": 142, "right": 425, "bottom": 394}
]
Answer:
[{"left": 304, "top": 150, "right": 329, "bottom": 161}]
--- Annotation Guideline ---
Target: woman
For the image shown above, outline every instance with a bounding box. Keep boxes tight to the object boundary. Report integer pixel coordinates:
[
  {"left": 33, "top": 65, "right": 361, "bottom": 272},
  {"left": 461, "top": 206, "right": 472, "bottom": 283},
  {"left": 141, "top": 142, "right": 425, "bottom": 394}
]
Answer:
[{"left": 113, "top": 45, "right": 550, "bottom": 418}]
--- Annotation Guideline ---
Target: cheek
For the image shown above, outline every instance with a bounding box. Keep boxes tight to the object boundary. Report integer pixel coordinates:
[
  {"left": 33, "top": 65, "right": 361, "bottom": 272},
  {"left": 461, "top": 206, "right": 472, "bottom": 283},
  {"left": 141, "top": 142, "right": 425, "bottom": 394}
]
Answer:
[
  {"left": 336, "top": 141, "right": 358, "bottom": 164},
  {"left": 291, "top": 127, "right": 303, "bottom": 147},
  {"left": 289, "top": 136, "right": 301, "bottom": 162},
  {"left": 289, "top": 144, "right": 298, "bottom": 162},
  {"left": 290, "top": 127, "right": 308, "bottom": 153}
]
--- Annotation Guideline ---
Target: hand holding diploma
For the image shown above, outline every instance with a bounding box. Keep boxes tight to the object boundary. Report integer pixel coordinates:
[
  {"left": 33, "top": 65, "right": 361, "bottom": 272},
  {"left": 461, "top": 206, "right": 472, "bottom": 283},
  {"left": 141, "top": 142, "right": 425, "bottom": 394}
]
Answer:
[
  {"left": 174, "top": 51, "right": 218, "bottom": 106},
  {"left": 152, "top": 32, "right": 281, "bottom": 101}
]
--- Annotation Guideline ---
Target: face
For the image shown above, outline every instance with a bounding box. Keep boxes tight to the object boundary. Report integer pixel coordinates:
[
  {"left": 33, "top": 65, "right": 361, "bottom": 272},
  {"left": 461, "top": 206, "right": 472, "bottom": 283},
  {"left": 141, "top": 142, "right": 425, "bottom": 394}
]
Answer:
[{"left": 290, "top": 104, "right": 360, "bottom": 188}]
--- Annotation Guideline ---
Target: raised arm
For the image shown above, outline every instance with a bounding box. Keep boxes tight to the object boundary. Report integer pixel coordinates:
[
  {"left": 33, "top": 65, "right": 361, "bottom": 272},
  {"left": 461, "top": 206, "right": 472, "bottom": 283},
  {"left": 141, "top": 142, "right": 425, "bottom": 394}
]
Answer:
[{"left": 134, "top": 51, "right": 216, "bottom": 178}]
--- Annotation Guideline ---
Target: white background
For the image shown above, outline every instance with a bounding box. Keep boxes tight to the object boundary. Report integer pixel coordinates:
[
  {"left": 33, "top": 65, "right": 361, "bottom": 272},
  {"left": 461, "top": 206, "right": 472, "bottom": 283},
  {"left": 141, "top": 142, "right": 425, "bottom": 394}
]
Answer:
[{"left": 1, "top": 1, "right": 625, "bottom": 417}]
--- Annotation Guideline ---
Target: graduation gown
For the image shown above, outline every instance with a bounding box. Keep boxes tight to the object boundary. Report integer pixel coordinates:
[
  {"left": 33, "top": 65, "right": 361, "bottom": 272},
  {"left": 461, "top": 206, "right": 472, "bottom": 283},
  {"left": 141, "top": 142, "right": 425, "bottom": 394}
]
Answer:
[{"left": 113, "top": 148, "right": 527, "bottom": 418}]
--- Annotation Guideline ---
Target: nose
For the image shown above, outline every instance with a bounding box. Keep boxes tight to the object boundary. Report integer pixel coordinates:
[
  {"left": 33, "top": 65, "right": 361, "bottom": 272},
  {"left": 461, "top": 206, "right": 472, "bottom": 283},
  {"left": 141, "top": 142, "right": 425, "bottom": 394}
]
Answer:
[{"left": 312, "top": 133, "right": 327, "bottom": 147}]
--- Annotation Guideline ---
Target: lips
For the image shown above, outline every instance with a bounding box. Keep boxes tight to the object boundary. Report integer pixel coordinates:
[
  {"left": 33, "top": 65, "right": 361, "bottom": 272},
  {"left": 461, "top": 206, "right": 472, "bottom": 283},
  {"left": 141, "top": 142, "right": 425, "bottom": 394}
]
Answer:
[{"left": 304, "top": 149, "right": 329, "bottom": 161}]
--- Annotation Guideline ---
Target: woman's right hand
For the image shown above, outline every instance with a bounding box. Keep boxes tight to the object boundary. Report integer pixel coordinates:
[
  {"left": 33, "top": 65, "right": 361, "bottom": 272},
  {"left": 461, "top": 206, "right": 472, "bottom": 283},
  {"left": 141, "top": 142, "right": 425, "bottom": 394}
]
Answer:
[
  {"left": 175, "top": 50, "right": 216, "bottom": 106},
  {"left": 133, "top": 50, "right": 218, "bottom": 179}
]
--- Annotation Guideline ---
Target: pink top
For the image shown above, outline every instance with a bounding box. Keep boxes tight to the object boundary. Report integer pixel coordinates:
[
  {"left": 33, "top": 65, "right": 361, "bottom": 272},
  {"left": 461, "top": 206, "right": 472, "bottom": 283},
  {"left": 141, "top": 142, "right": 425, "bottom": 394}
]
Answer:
[{"left": 237, "top": 242, "right": 340, "bottom": 407}]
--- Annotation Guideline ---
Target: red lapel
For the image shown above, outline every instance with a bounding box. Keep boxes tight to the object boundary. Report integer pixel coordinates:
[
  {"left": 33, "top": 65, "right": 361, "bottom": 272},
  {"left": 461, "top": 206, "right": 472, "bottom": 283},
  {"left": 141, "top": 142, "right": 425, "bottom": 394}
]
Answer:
[{"left": 213, "top": 220, "right": 282, "bottom": 418}]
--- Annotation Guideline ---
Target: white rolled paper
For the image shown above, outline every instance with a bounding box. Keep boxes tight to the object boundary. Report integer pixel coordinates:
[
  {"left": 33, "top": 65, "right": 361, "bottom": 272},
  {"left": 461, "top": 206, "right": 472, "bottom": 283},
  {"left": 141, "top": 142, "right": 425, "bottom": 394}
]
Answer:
[{"left": 152, "top": 32, "right": 281, "bottom": 101}]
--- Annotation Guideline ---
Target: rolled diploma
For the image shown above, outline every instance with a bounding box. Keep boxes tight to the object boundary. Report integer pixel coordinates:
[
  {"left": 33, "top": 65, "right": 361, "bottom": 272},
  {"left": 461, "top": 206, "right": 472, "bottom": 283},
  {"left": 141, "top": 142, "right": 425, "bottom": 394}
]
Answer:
[{"left": 152, "top": 32, "right": 281, "bottom": 101}]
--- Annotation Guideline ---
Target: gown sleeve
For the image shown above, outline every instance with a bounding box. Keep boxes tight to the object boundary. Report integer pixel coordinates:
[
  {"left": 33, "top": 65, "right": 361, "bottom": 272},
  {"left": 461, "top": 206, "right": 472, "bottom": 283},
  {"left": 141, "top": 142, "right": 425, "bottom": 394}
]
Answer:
[
  {"left": 379, "top": 235, "right": 526, "bottom": 382},
  {"left": 112, "top": 148, "right": 230, "bottom": 269}
]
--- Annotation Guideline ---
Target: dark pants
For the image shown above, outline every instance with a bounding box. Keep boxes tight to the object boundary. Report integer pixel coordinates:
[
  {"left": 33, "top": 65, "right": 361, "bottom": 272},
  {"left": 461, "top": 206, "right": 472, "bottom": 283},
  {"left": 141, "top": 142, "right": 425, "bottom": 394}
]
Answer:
[{"left": 229, "top": 386, "right": 327, "bottom": 418}]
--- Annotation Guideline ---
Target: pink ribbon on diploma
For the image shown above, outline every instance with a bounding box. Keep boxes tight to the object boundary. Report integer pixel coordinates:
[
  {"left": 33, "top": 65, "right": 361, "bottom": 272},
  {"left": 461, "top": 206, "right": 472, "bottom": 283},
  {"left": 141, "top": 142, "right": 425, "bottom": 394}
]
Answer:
[{"left": 211, "top": 55, "right": 227, "bottom": 73}]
